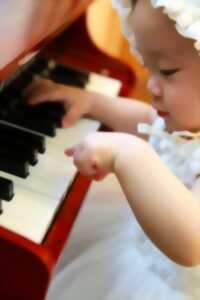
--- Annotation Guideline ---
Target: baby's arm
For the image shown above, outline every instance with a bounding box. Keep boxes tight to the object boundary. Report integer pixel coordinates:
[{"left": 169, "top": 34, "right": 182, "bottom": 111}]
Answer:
[
  {"left": 26, "top": 78, "right": 154, "bottom": 135},
  {"left": 87, "top": 92, "right": 154, "bottom": 135},
  {"left": 115, "top": 140, "right": 200, "bottom": 266},
  {"left": 66, "top": 132, "right": 200, "bottom": 266}
]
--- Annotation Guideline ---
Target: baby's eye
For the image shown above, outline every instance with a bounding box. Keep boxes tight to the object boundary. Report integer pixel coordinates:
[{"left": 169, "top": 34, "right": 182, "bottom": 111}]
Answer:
[{"left": 160, "top": 68, "right": 179, "bottom": 76}]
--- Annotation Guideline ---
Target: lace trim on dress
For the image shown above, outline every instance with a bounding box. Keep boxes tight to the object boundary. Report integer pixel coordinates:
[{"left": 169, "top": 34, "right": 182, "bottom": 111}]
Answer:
[{"left": 137, "top": 118, "right": 200, "bottom": 189}]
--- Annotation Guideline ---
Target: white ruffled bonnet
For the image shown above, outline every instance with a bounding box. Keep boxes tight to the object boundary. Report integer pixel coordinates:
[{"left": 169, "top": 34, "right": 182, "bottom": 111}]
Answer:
[{"left": 112, "top": 0, "right": 200, "bottom": 59}]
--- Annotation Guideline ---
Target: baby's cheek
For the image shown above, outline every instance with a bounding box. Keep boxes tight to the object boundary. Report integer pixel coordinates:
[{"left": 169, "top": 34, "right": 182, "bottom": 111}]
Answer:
[{"left": 167, "top": 97, "right": 182, "bottom": 118}]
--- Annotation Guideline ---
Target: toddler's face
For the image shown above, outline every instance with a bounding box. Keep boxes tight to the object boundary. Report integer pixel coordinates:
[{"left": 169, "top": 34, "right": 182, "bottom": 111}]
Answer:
[{"left": 132, "top": 0, "right": 200, "bottom": 132}]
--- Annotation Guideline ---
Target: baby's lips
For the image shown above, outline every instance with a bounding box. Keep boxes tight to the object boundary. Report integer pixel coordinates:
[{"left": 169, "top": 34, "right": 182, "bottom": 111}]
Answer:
[{"left": 157, "top": 110, "right": 169, "bottom": 117}]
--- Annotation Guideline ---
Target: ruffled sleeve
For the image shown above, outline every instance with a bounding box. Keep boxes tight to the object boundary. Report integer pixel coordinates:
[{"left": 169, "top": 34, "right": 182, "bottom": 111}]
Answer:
[{"left": 138, "top": 117, "right": 200, "bottom": 190}]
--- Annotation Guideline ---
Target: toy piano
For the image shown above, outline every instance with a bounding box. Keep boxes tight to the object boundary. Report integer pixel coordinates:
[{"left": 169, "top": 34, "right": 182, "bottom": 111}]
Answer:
[{"left": 0, "top": 1, "right": 135, "bottom": 299}]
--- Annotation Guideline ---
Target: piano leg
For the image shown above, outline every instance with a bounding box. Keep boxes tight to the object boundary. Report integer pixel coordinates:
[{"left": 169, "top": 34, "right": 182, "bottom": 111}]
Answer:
[{"left": 0, "top": 229, "right": 50, "bottom": 300}]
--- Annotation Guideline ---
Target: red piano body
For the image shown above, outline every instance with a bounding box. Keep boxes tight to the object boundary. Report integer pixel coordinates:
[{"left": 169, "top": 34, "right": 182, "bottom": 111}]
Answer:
[{"left": 0, "top": 1, "right": 135, "bottom": 299}]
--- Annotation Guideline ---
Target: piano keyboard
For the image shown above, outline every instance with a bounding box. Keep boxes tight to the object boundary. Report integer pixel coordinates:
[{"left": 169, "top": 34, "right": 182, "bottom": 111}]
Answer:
[{"left": 0, "top": 67, "right": 121, "bottom": 243}]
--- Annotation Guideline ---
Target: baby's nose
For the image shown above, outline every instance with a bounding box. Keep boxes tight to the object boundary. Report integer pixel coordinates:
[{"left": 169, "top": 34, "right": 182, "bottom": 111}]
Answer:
[{"left": 147, "top": 76, "right": 162, "bottom": 96}]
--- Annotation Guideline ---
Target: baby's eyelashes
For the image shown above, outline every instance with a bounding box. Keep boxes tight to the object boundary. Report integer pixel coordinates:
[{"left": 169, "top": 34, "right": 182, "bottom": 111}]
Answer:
[{"left": 159, "top": 68, "right": 179, "bottom": 76}]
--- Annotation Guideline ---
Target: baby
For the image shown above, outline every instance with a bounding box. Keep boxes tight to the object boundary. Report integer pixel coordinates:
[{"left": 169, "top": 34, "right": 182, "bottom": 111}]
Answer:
[{"left": 27, "top": 1, "right": 200, "bottom": 299}]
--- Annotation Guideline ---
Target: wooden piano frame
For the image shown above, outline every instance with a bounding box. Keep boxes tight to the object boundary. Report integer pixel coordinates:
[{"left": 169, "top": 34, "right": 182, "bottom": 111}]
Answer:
[{"left": 0, "top": 12, "right": 135, "bottom": 300}]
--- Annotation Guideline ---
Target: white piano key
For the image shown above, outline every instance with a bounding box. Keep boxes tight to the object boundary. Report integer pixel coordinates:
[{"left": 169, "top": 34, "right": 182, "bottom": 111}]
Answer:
[
  {"left": 0, "top": 156, "right": 76, "bottom": 199},
  {"left": 0, "top": 185, "right": 60, "bottom": 243},
  {"left": 45, "top": 118, "right": 100, "bottom": 152},
  {"left": 86, "top": 73, "right": 122, "bottom": 96}
]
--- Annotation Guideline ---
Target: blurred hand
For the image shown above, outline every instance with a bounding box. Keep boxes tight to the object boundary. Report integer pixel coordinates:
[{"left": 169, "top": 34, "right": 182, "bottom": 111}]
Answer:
[
  {"left": 65, "top": 132, "right": 136, "bottom": 181},
  {"left": 26, "top": 77, "right": 93, "bottom": 127}
]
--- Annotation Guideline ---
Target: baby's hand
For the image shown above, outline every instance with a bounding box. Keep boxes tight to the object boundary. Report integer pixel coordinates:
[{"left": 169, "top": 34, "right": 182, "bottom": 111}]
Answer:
[
  {"left": 25, "top": 77, "right": 93, "bottom": 127},
  {"left": 65, "top": 132, "right": 136, "bottom": 181}
]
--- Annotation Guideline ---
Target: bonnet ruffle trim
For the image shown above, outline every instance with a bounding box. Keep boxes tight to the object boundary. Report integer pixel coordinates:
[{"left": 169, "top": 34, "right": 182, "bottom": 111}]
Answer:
[
  {"left": 151, "top": 0, "right": 200, "bottom": 52},
  {"left": 112, "top": 0, "right": 200, "bottom": 53},
  {"left": 112, "top": 0, "right": 144, "bottom": 63}
]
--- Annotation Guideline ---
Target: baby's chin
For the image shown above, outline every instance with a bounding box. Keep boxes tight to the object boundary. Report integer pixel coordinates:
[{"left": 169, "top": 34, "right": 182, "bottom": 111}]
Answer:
[
  {"left": 164, "top": 118, "right": 186, "bottom": 133},
  {"left": 160, "top": 116, "right": 173, "bottom": 132},
  {"left": 165, "top": 119, "right": 200, "bottom": 133}
]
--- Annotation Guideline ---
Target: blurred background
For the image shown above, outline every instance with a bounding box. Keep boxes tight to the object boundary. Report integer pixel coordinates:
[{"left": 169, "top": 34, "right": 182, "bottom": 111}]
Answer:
[{"left": 88, "top": 0, "right": 151, "bottom": 102}]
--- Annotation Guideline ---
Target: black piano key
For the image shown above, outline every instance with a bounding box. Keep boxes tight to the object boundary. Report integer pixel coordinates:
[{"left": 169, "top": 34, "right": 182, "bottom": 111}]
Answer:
[
  {"left": 0, "top": 156, "right": 29, "bottom": 178},
  {"left": 6, "top": 72, "right": 33, "bottom": 93},
  {"left": 23, "top": 102, "right": 66, "bottom": 127},
  {"left": 0, "top": 58, "right": 91, "bottom": 141},
  {"left": 0, "top": 98, "right": 57, "bottom": 136},
  {"left": 0, "top": 144, "right": 37, "bottom": 166},
  {"left": 0, "top": 123, "right": 46, "bottom": 153},
  {"left": 0, "top": 100, "right": 63, "bottom": 133},
  {"left": 0, "top": 177, "right": 14, "bottom": 201},
  {"left": 15, "top": 101, "right": 65, "bottom": 127},
  {"left": 0, "top": 95, "right": 14, "bottom": 118},
  {"left": 0, "top": 134, "right": 38, "bottom": 165},
  {"left": 28, "top": 57, "right": 49, "bottom": 75},
  {"left": 48, "top": 65, "right": 89, "bottom": 88},
  {"left": 3, "top": 112, "right": 57, "bottom": 137},
  {"left": 14, "top": 116, "right": 57, "bottom": 137},
  {"left": 0, "top": 93, "right": 27, "bottom": 115}
]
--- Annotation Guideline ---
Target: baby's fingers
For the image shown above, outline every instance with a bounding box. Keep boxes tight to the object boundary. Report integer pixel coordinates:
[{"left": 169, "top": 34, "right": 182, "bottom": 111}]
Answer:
[
  {"left": 28, "top": 91, "right": 63, "bottom": 105},
  {"left": 65, "top": 145, "right": 100, "bottom": 176},
  {"left": 25, "top": 79, "right": 62, "bottom": 105},
  {"left": 62, "top": 106, "right": 83, "bottom": 128}
]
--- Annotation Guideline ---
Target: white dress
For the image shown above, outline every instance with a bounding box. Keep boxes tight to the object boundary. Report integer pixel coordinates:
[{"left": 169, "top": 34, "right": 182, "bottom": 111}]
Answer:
[{"left": 46, "top": 117, "right": 200, "bottom": 300}]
